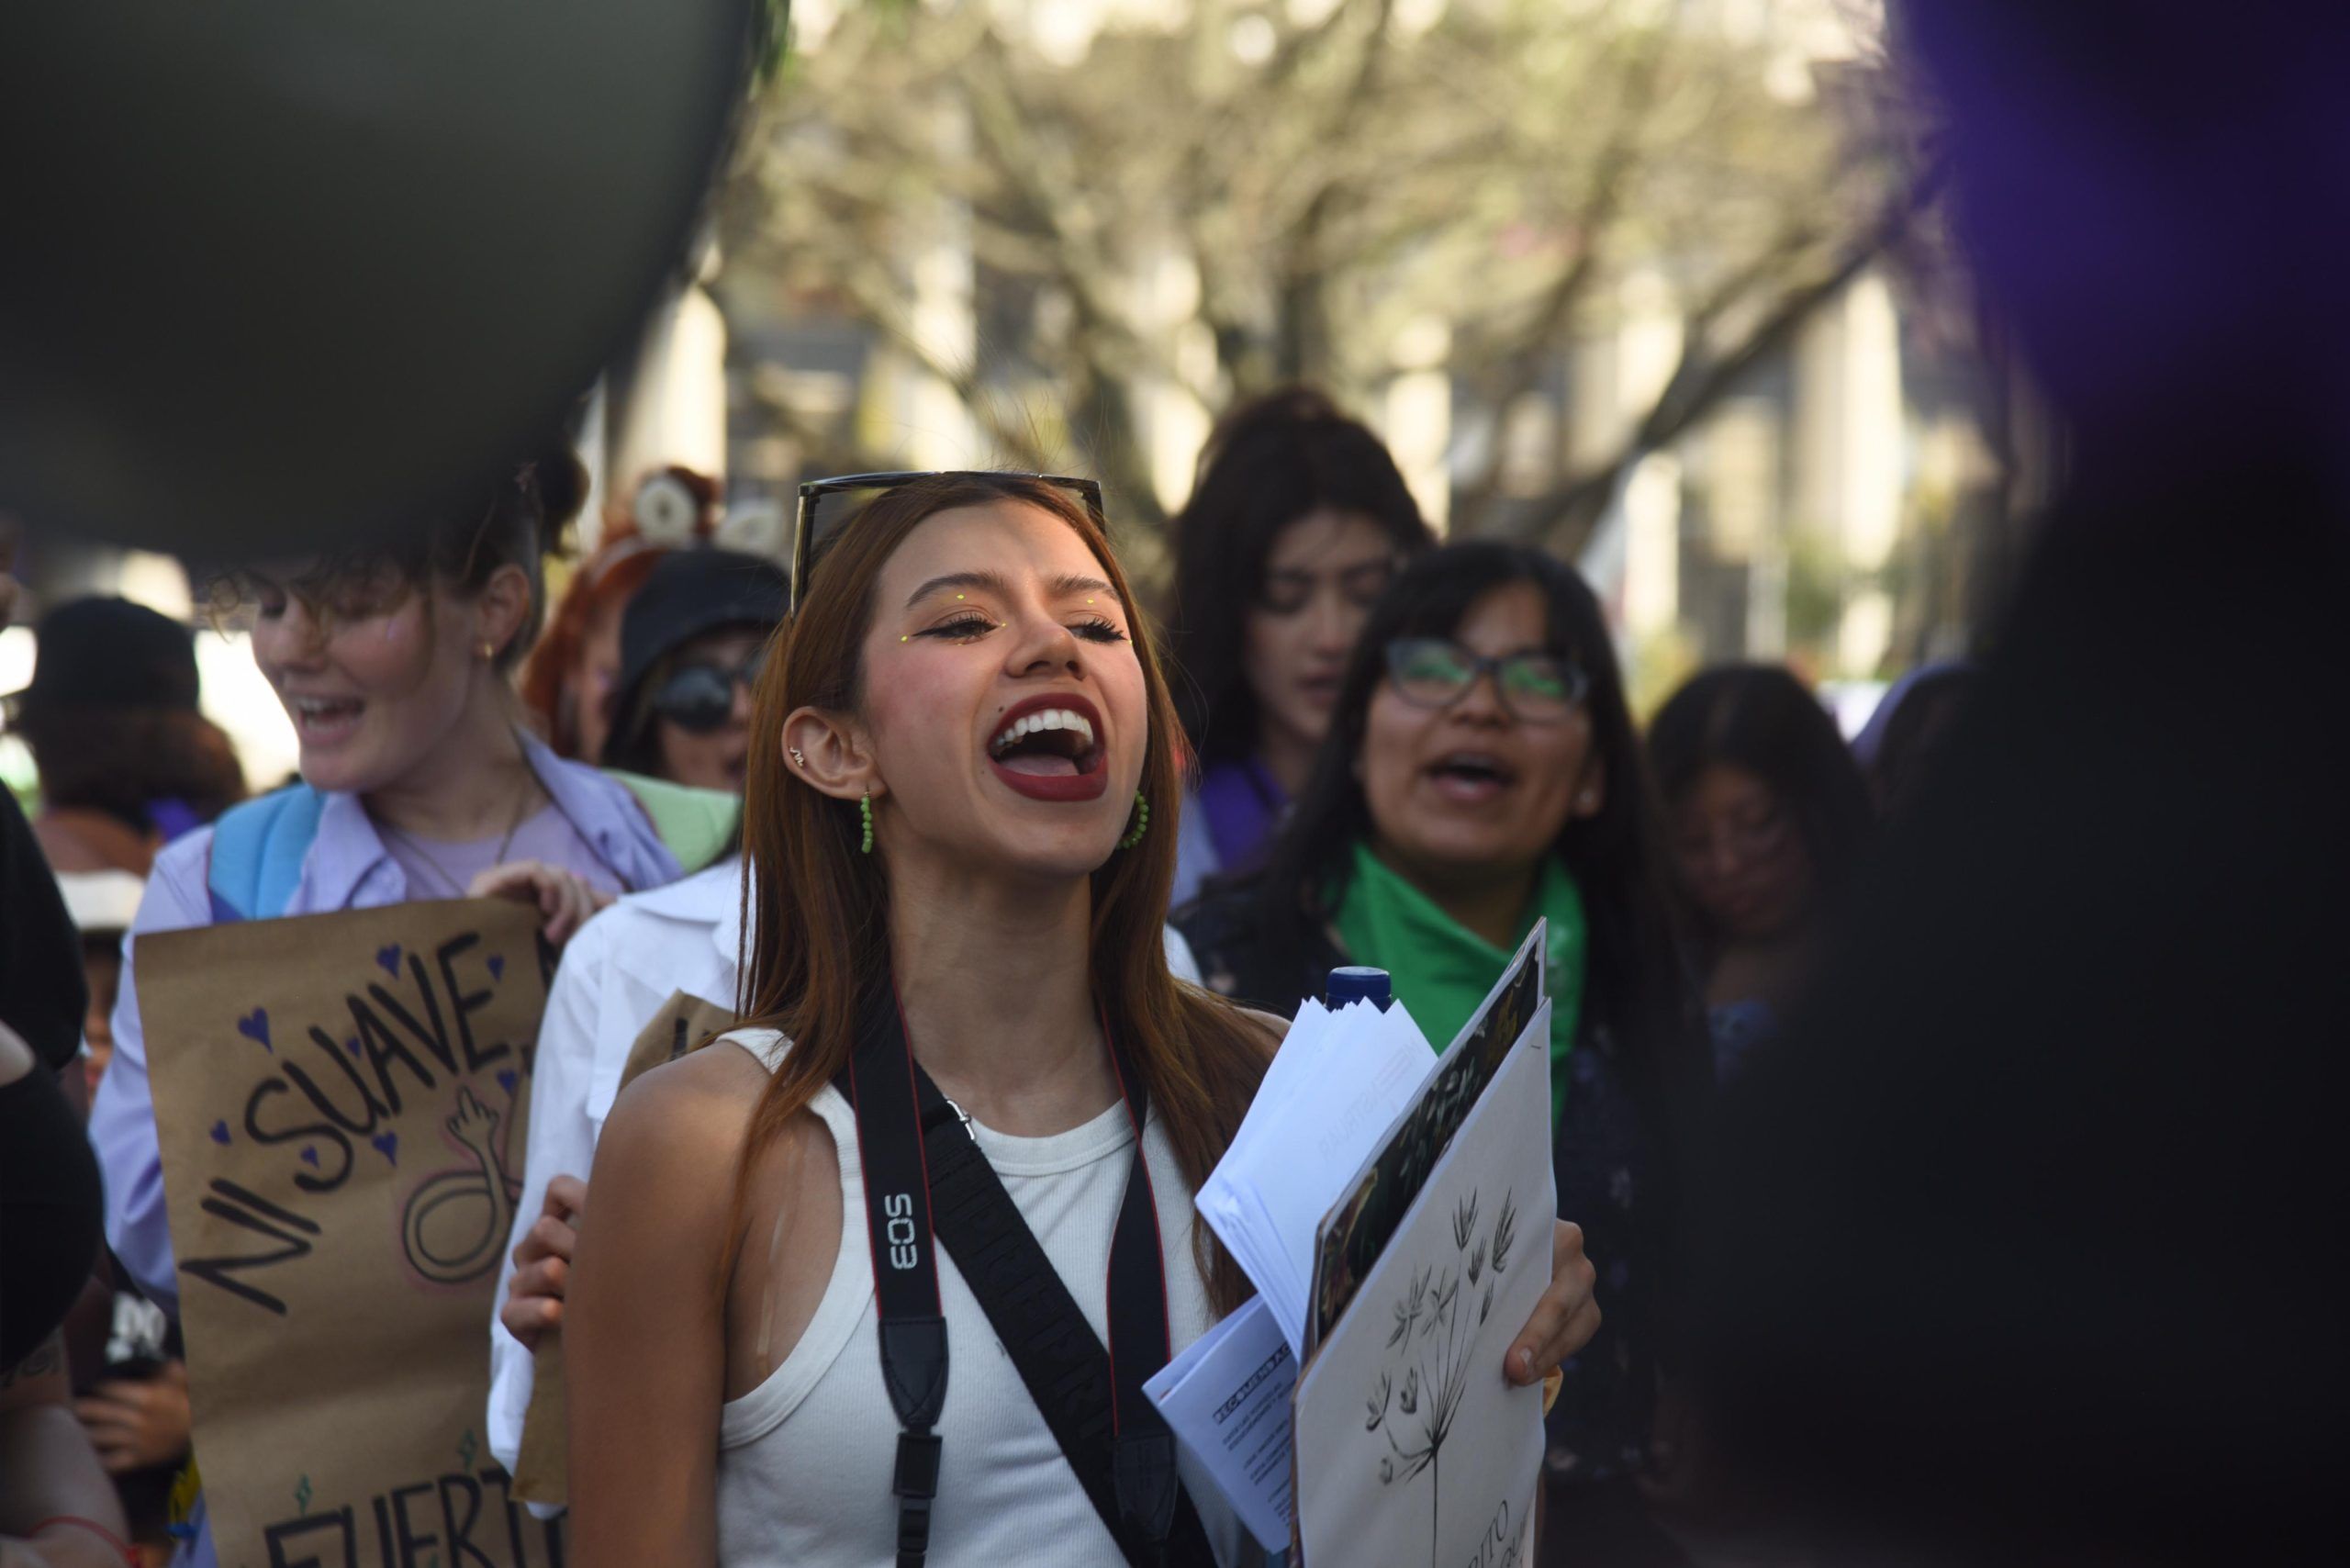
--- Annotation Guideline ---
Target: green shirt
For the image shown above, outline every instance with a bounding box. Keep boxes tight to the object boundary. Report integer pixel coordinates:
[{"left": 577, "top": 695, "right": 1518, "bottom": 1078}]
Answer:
[{"left": 1332, "top": 839, "right": 1587, "bottom": 1126}]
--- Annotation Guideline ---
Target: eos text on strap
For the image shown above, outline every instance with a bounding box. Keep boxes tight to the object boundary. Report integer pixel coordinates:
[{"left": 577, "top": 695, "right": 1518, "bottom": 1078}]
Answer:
[{"left": 834, "top": 980, "right": 1217, "bottom": 1566}]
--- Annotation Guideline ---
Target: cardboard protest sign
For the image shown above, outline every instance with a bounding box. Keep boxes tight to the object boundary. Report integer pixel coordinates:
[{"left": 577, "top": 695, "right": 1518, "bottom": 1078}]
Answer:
[
  {"left": 140, "top": 899, "right": 565, "bottom": 1567},
  {"left": 509, "top": 987, "right": 736, "bottom": 1506},
  {"left": 618, "top": 989, "right": 739, "bottom": 1090}
]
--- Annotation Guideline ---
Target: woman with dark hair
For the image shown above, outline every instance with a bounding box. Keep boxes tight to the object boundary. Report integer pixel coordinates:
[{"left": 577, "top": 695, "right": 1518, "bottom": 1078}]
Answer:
[
  {"left": 1176, "top": 540, "right": 1707, "bottom": 1562},
  {"left": 559, "top": 474, "right": 1599, "bottom": 1564},
  {"left": 1853, "top": 663, "right": 1975, "bottom": 817},
  {"left": 1165, "top": 388, "right": 1435, "bottom": 905},
  {"left": 87, "top": 451, "right": 699, "bottom": 1567},
  {"left": 599, "top": 546, "right": 789, "bottom": 794},
  {"left": 13, "top": 596, "right": 245, "bottom": 878},
  {"left": 1647, "top": 665, "right": 1874, "bottom": 1075}
]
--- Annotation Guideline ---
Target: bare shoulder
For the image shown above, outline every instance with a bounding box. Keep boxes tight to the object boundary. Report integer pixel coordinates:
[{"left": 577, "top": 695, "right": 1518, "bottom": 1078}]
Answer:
[
  {"left": 594, "top": 1036, "right": 772, "bottom": 1195},
  {"left": 595, "top": 1034, "right": 834, "bottom": 1228}
]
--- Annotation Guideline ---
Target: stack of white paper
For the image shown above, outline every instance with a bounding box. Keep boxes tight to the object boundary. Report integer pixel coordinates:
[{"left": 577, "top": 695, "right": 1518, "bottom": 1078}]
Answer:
[
  {"left": 1141, "top": 1294, "right": 1295, "bottom": 1552},
  {"left": 1194, "top": 997, "right": 1434, "bottom": 1358}
]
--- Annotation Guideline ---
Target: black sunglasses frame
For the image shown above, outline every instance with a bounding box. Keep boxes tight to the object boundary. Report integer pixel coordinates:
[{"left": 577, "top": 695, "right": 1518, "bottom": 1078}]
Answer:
[
  {"left": 650, "top": 646, "right": 768, "bottom": 733},
  {"left": 790, "top": 470, "right": 1107, "bottom": 615},
  {"left": 1382, "top": 636, "right": 1591, "bottom": 723}
]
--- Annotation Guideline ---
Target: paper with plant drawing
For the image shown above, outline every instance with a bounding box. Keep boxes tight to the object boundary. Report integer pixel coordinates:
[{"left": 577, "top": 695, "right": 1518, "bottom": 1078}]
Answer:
[
  {"left": 1292, "top": 998, "right": 1553, "bottom": 1568},
  {"left": 140, "top": 899, "right": 567, "bottom": 1566}
]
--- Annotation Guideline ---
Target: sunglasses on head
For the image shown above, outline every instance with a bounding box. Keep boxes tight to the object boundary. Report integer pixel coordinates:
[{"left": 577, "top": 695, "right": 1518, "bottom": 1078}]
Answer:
[
  {"left": 651, "top": 645, "right": 768, "bottom": 733},
  {"left": 791, "top": 470, "right": 1106, "bottom": 615}
]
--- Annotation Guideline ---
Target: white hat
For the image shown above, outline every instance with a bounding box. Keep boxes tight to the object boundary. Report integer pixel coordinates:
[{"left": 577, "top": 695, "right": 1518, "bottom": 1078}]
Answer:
[{"left": 57, "top": 868, "right": 146, "bottom": 936}]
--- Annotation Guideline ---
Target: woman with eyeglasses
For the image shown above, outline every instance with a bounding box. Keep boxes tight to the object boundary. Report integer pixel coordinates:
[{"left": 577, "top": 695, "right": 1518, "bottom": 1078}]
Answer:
[
  {"left": 1164, "top": 388, "right": 1435, "bottom": 908},
  {"left": 599, "top": 547, "right": 789, "bottom": 794},
  {"left": 1647, "top": 665, "right": 1874, "bottom": 1081},
  {"left": 557, "top": 474, "right": 1601, "bottom": 1566},
  {"left": 1175, "top": 541, "right": 1708, "bottom": 1564},
  {"left": 86, "top": 453, "right": 709, "bottom": 1567}
]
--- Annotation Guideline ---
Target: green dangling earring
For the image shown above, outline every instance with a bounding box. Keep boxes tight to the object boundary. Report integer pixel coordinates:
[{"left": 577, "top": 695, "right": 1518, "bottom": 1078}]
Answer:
[
  {"left": 1117, "top": 789, "right": 1150, "bottom": 850},
  {"left": 858, "top": 789, "right": 875, "bottom": 855}
]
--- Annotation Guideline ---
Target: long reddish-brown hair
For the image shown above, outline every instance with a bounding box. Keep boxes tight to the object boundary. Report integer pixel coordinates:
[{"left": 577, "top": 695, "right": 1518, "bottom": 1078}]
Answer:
[{"left": 731, "top": 475, "right": 1269, "bottom": 1313}]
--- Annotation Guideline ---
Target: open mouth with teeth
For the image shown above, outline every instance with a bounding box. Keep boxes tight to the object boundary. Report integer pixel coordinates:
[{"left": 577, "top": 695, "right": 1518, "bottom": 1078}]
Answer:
[
  {"left": 1427, "top": 750, "right": 1518, "bottom": 803},
  {"left": 286, "top": 694, "right": 366, "bottom": 746},
  {"left": 987, "top": 696, "right": 1110, "bottom": 802}
]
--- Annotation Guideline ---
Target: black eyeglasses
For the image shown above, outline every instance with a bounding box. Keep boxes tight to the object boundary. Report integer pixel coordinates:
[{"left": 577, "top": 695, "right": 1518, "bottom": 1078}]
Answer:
[
  {"left": 1383, "top": 637, "right": 1589, "bottom": 722},
  {"left": 651, "top": 646, "right": 768, "bottom": 733},
  {"left": 791, "top": 470, "right": 1107, "bottom": 615}
]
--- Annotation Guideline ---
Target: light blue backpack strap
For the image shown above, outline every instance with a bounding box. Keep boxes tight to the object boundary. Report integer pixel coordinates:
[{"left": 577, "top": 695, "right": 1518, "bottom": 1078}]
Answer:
[{"left": 205, "top": 786, "right": 328, "bottom": 923}]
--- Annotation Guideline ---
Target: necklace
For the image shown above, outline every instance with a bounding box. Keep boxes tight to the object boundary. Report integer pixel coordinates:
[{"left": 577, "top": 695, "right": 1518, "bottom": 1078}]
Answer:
[{"left": 375, "top": 768, "right": 540, "bottom": 899}]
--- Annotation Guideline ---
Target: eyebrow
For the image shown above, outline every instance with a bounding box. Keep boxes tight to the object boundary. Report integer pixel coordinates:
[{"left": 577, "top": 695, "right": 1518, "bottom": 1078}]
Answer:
[{"left": 902, "top": 569, "right": 1118, "bottom": 609}]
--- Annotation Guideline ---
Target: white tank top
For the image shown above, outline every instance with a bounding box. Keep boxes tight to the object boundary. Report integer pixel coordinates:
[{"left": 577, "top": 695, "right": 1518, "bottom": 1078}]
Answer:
[{"left": 714, "top": 1031, "right": 1257, "bottom": 1568}]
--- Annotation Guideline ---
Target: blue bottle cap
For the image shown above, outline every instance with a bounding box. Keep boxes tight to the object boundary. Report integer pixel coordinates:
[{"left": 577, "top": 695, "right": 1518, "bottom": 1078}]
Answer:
[{"left": 1326, "top": 966, "right": 1393, "bottom": 1011}]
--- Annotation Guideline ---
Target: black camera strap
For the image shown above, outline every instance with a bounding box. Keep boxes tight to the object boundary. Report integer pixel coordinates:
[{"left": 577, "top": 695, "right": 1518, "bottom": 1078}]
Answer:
[{"left": 834, "top": 982, "right": 1214, "bottom": 1567}]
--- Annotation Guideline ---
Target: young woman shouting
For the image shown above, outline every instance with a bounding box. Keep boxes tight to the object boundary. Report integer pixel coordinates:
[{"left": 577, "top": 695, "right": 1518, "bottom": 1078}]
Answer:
[{"left": 563, "top": 475, "right": 1598, "bottom": 1566}]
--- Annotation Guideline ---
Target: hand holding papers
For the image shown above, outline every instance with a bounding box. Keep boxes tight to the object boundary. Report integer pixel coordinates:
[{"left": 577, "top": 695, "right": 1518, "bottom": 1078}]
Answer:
[{"left": 1154, "top": 927, "right": 1559, "bottom": 1563}]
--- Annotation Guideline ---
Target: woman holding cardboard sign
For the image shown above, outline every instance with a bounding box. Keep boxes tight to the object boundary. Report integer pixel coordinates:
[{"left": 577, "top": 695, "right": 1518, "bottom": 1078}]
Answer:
[
  {"left": 560, "top": 473, "right": 1599, "bottom": 1566},
  {"left": 86, "top": 452, "right": 707, "bottom": 1567},
  {"left": 1174, "top": 542, "right": 1708, "bottom": 1564}
]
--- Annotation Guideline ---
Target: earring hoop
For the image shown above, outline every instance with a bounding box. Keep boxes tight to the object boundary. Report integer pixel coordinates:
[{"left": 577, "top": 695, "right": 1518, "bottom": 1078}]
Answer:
[
  {"left": 858, "top": 788, "right": 875, "bottom": 855},
  {"left": 1117, "top": 790, "right": 1150, "bottom": 851}
]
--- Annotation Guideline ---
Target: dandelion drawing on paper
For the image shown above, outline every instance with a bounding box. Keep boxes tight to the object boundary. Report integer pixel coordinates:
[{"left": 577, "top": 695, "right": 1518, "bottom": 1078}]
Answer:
[{"left": 1363, "top": 1186, "right": 1520, "bottom": 1567}]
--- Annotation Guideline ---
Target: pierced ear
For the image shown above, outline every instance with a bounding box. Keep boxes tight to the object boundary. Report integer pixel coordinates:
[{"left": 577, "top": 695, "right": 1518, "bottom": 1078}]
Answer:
[
  {"left": 1572, "top": 758, "right": 1606, "bottom": 819},
  {"left": 782, "top": 706, "right": 879, "bottom": 803},
  {"left": 474, "top": 562, "right": 533, "bottom": 662}
]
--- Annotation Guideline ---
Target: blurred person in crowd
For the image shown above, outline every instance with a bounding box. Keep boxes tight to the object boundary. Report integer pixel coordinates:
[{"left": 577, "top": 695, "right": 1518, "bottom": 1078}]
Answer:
[
  {"left": 599, "top": 547, "right": 787, "bottom": 794},
  {"left": 520, "top": 465, "right": 717, "bottom": 765},
  {"left": 1165, "top": 388, "right": 1435, "bottom": 906},
  {"left": 1647, "top": 666, "right": 1873, "bottom": 1079},
  {"left": 1686, "top": 2, "right": 2350, "bottom": 1563},
  {"left": 49, "top": 872, "right": 190, "bottom": 1566},
  {"left": 0, "top": 800, "right": 127, "bottom": 1564},
  {"left": 10, "top": 598, "right": 245, "bottom": 877},
  {"left": 50, "top": 875, "right": 141, "bottom": 1096},
  {"left": 1852, "top": 664, "right": 1975, "bottom": 818},
  {"left": 1178, "top": 541, "right": 1706, "bottom": 1565},
  {"left": 556, "top": 475, "right": 1597, "bottom": 1563},
  {"left": 87, "top": 451, "right": 700, "bottom": 1567}
]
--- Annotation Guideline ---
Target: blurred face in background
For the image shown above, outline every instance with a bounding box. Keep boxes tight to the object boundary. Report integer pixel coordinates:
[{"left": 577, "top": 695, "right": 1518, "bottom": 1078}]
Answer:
[
  {"left": 247, "top": 566, "right": 512, "bottom": 796},
  {"left": 1244, "top": 509, "right": 1400, "bottom": 767},
  {"left": 1670, "top": 763, "right": 1816, "bottom": 943},
  {"left": 652, "top": 625, "right": 767, "bottom": 792},
  {"left": 1358, "top": 581, "right": 1599, "bottom": 893},
  {"left": 570, "top": 594, "right": 629, "bottom": 767}
]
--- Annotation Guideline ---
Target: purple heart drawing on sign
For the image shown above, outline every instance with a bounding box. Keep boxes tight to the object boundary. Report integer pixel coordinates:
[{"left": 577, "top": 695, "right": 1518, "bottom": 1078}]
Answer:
[
  {"left": 344, "top": 1036, "right": 363, "bottom": 1058},
  {"left": 299, "top": 1146, "right": 320, "bottom": 1167},
  {"left": 375, "top": 944, "right": 403, "bottom": 979},
  {"left": 235, "top": 1008, "right": 271, "bottom": 1051},
  {"left": 487, "top": 954, "right": 506, "bottom": 981},
  {"left": 209, "top": 1120, "right": 231, "bottom": 1146},
  {"left": 370, "top": 1132, "right": 399, "bottom": 1166},
  {"left": 496, "top": 1069, "right": 519, "bottom": 1099}
]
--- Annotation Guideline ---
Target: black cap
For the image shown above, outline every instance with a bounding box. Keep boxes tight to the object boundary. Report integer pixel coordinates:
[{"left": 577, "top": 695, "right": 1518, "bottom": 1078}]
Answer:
[
  {"left": 10, "top": 597, "right": 199, "bottom": 715},
  {"left": 609, "top": 547, "right": 789, "bottom": 721}
]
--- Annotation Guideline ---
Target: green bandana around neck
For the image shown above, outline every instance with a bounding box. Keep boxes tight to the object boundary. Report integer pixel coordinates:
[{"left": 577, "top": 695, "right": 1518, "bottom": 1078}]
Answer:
[{"left": 1332, "top": 839, "right": 1587, "bottom": 1127}]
